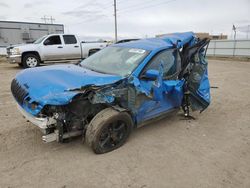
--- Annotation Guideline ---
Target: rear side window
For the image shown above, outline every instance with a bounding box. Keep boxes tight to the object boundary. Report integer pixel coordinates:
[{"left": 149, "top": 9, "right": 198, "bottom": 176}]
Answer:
[
  {"left": 63, "top": 35, "right": 77, "bottom": 44},
  {"left": 44, "top": 36, "right": 61, "bottom": 45}
]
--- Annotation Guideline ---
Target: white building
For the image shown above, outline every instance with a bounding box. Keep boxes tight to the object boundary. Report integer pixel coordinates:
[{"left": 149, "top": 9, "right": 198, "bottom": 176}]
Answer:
[{"left": 0, "top": 20, "right": 64, "bottom": 55}]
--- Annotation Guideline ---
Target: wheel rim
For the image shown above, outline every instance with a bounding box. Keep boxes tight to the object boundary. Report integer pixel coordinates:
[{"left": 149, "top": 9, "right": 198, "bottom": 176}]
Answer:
[
  {"left": 26, "top": 57, "right": 38, "bottom": 67},
  {"left": 98, "top": 120, "right": 127, "bottom": 150}
]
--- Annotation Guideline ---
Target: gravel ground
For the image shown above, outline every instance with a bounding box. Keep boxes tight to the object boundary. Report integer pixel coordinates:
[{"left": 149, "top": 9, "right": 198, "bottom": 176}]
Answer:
[{"left": 0, "top": 58, "right": 250, "bottom": 188}]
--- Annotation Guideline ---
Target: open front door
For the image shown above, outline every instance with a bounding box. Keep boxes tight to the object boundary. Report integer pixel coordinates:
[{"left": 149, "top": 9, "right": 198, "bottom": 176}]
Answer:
[{"left": 180, "top": 38, "right": 211, "bottom": 112}]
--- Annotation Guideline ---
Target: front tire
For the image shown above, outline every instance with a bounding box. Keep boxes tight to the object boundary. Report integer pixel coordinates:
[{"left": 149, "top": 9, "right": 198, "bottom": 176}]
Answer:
[
  {"left": 86, "top": 108, "right": 133, "bottom": 154},
  {"left": 22, "top": 54, "right": 40, "bottom": 68}
]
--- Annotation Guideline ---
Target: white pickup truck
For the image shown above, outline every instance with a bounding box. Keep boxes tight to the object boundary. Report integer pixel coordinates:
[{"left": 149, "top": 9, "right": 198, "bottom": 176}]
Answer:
[{"left": 6, "top": 34, "right": 108, "bottom": 68}]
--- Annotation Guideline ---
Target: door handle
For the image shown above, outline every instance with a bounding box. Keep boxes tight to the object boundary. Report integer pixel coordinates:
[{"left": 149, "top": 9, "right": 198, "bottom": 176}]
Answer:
[
  {"left": 74, "top": 45, "right": 79, "bottom": 48},
  {"left": 58, "top": 46, "right": 63, "bottom": 48}
]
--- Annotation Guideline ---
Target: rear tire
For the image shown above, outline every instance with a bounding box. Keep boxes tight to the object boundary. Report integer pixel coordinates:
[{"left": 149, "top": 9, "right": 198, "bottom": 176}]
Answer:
[
  {"left": 22, "top": 54, "right": 40, "bottom": 68},
  {"left": 86, "top": 108, "right": 133, "bottom": 154}
]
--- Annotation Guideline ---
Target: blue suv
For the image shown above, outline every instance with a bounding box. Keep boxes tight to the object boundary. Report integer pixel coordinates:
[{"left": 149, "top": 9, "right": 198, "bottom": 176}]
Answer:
[{"left": 11, "top": 32, "right": 210, "bottom": 154}]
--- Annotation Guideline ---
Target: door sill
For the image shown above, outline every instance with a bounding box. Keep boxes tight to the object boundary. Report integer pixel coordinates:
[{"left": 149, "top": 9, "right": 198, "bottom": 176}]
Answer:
[{"left": 136, "top": 108, "right": 180, "bottom": 128}]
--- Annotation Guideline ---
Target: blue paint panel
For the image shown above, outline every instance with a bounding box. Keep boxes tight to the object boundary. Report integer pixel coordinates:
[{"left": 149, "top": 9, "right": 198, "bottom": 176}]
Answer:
[
  {"left": 114, "top": 32, "right": 195, "bottom": 51},
  {"left": 134, "top": 78, "right": 184, "bottom": 123},
  {"left": 15, "top": 64, "right": 123, "bottom": 115},
  {"left": 197, "top": 69, "right": 210, "bottom": 104}
]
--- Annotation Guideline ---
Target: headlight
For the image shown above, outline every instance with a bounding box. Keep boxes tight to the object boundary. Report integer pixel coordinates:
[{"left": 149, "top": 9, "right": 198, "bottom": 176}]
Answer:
[{"left": 11, "top": 48, "right": 21, "bottom": 55}]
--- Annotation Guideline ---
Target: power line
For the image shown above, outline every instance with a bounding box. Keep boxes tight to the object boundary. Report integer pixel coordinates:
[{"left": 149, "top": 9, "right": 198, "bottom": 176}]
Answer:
[
  {"left": 116, "top": 0, "right": 141, "bottom": 4},
  {"left": 100, "top": 0, "right": 114, "bottom": 9},
  {"left": 78, "top": 0, "right": 98, "bottom": 9},
  {"left": 85, "top": 0, "right": 113, "bottom": 10},
  {"left": 118, "top": 0, "right": 170, "bottom": 11},
  {"left": 118, "top": 0, "right": 177, "bottom": 14},
  {"left": 71, "top": 0, "right": 178, "bottom": 41}
]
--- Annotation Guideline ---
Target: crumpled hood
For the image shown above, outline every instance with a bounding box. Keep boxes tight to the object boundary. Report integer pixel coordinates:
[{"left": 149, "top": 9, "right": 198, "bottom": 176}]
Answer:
[{"left": 14, "top": 64, "right": 123, "bottom": 114}]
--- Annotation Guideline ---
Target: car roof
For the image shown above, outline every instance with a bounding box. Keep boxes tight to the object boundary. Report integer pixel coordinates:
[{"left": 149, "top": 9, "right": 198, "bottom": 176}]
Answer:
[
  {"left": 114, "top": 32, "right": 195, "bottom": 51},
  {"left": 116, "top": 39, "right": 140, "bottom": 44}
]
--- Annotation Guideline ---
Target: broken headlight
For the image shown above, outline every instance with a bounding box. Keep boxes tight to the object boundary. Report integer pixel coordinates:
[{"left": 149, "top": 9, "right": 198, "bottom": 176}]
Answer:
[
  {"left": 24, "top": 99, "right": 39, "bottom": 110},
  {"left": 30, "top": 102, "right": 39, "bottom": 110}
]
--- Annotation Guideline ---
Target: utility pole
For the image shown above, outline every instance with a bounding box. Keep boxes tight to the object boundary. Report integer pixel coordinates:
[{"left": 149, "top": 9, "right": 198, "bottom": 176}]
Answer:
[
  {"left": 41, "top": 15, "right": 55, "bottom": 24},
  {"left": 50, "top": 16, "right": 55, "bottom": 24},
  {"left": 41, "top": 16, "right": 47, "bottom": 24},
  {"left": 114, "top": 0, "right": 118, "bottom": 42},
  {"left": 232, "top": 24, "right": 236, "bottom": 40}
]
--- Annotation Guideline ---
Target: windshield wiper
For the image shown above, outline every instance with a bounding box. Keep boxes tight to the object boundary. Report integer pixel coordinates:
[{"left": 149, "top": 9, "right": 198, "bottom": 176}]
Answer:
[
  {"left": 80, "top": 64, "right": 121, "bottom": 76},
  {"left": 80, "top": 65, "right": 105, "bottom": 74},
  {"left": 91, "top": 69, "right": 110, "bottom": 74}
]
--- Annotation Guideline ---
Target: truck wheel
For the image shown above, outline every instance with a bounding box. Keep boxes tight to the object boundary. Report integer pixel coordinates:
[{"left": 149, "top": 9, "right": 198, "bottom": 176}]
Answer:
[
  {"left": 23, "top": 54, "right": 40, "bottom": 68},
  {"left": 86, "top": 108, "right": 133, "bottom": 154}
]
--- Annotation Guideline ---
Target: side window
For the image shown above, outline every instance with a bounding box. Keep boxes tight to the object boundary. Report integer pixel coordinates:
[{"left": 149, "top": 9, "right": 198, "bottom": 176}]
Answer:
[
  {"left": 44, "top": 36, "right": 61, "bottom": 45},
  {"left": 63, "top": 35, "right": 77, "bottom": 44},
  {"left": 145, "top": 49, "right": 179, "bottom": 79}
]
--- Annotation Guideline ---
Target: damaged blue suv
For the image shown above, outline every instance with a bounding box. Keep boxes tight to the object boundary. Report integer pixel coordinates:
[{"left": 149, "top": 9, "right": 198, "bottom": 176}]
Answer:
[{"left": 11, "top": 32, "right": 210, "bottom": 153}]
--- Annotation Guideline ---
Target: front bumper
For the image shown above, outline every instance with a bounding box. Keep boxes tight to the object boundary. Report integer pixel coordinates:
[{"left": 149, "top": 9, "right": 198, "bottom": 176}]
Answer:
[
  {"left": 7, "top": 55, "right": 22, "bottom": 64},
  {"left": 17, "top": 104, "right": 56, "bottom": 132}
]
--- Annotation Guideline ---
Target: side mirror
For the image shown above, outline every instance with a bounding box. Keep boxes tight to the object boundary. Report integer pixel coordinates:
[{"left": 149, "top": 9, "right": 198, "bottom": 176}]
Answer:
[{"left": 142, "top": 69, "right": 160, "bottom": 80}]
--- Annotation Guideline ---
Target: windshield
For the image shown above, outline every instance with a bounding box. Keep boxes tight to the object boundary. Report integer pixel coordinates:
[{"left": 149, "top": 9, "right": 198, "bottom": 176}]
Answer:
[
  {"left": 33, "top": 36, "right": 47, "bottom": 44},
  {"left": 80, "top": 47, "right": 149, "bottom": 76}
]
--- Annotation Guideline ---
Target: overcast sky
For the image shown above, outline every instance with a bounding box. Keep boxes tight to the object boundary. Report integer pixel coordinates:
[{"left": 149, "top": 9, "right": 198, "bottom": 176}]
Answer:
[{"left": 0, "top": 0, "right": 250, "bottom": 39}]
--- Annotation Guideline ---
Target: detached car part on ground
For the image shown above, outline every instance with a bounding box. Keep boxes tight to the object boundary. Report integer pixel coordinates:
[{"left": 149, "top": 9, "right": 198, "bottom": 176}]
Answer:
[{"left": 11, "top": 32, "right": 210, "bottom": 154}]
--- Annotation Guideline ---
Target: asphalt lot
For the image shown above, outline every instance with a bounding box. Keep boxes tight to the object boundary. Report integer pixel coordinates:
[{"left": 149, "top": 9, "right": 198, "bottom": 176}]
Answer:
[{"left": 0, "top": 57, "right": 250, "bottom": 188}]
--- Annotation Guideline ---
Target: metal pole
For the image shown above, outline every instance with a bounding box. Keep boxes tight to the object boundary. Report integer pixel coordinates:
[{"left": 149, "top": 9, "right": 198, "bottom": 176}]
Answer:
[
  {"left": 114, "top": 0, "right": 118, "bottom": 42},
  {"left": 41, "top": 16, "right": 47, "bottom": 24},
  {"left": 247, "top": 25, "right": 250, "bottom": 39},
  {"left": 213, "top": 41, "right": 216, "bottom": 56},
  {"left": 233, "top": 39, "right": 236, "bottom": 57},
  {"left": 50, "top": 16, "right": 55, "bottom": 24}
]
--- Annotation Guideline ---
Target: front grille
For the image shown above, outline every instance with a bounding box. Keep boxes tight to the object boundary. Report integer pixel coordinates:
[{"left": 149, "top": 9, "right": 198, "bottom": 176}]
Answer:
[{"left": 11, "top": 79, "right": 29, "bottom": 105}]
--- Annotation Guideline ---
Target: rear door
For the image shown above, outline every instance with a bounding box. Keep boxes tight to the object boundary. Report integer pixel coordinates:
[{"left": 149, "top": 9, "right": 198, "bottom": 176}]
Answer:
[
  {"left": 61, "top": 35, "right": 81, "bottom": 59},
  {"left": 180, "top": 38, "right": 211, "bottom": 112}
]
